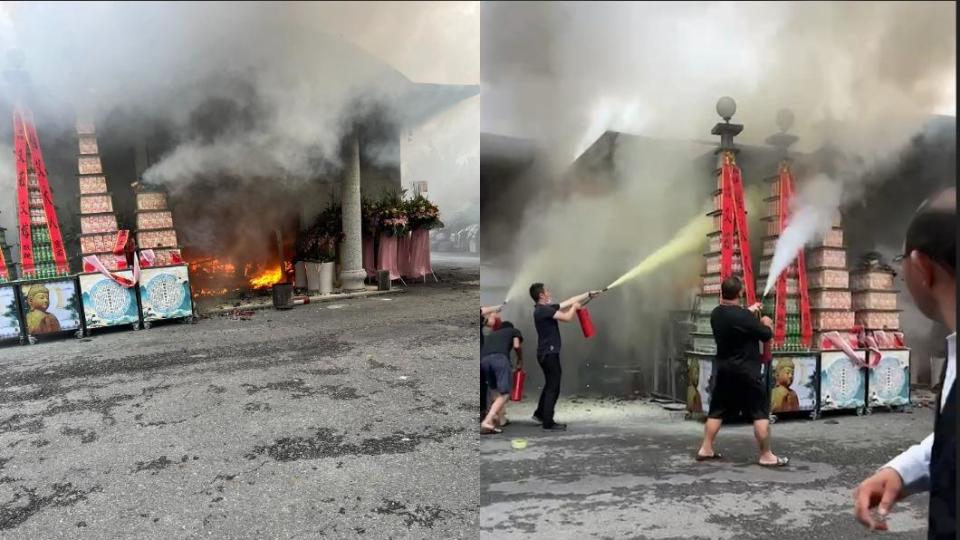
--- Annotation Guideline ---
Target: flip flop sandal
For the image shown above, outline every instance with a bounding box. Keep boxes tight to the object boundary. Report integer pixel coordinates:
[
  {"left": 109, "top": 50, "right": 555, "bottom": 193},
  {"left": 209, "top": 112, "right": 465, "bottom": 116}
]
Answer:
[
  {"left": 759, "top": 456, "right": 790, "bottom": 467},
  {"left": 481, "top": 427, "right": 503, "bottom": 435},
  {"left": 695, "top": 452, "right": 723, "bottom": 461}
]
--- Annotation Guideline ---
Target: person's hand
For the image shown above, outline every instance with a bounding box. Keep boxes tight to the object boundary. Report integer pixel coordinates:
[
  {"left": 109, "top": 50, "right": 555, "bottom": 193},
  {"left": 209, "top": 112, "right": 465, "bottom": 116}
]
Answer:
[
  {"left": 572, "top": 302, "right": 582, "bottom": 311},
  {"left": 588, "top": 290, "right": 603, "bottom": 299},
  {"left": 481, "top": 304, "right": 504, "bottom": 316},
  {"left": 760, "top": 316, "right": 773, "bottom": 328},
  {"left": 853, "top": 467, "right": 904, "bottom": 531},
  {"left": 747, "top": 302, "right": 763, "bottom": 313}
]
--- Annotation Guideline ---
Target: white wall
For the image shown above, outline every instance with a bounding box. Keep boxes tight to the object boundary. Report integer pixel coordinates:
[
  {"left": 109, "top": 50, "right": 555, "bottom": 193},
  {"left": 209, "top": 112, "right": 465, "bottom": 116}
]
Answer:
[{"left": 400, "top": 94, "right": 479, "bottom": 223}]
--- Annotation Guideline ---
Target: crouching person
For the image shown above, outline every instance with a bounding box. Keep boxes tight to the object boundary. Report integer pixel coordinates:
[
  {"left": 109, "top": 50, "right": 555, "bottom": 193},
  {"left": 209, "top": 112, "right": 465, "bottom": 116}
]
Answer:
[{"left": 480, "top": 321, "right": 523, "bottom": 434}]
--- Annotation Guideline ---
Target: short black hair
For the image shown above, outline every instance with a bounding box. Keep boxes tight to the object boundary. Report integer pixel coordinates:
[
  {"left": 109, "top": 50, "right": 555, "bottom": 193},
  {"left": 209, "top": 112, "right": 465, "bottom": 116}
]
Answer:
[
  {"left": 720, "top": 276, "right": 743, "bottom": 300},
  {"left": 529, "top": 283, "right": 545, "bottom": 302},
  {"left": 904, "top": 194, "right": 955, "bottom": 274},
  {"left": 500, "top": 321, "right": 514, "bottom": 329}
]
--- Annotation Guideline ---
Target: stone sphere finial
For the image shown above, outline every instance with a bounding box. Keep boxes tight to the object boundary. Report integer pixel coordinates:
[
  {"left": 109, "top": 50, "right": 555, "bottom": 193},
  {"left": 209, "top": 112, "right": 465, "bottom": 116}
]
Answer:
[
  {"left": 716, "top": 96, "right": 736, "bottom": 122},
  {"left": 776, "top": 108, "right": 795, "bottom": 133}
]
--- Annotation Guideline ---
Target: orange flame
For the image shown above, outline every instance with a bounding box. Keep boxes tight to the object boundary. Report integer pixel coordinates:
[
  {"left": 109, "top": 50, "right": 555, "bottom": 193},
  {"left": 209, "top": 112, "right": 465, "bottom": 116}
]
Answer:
[
  {"left": 187, "top": 256, "right": 285, "bottom": 296},
  {"left": 249, "top": 266, "right": 283, "bottom": 289}
]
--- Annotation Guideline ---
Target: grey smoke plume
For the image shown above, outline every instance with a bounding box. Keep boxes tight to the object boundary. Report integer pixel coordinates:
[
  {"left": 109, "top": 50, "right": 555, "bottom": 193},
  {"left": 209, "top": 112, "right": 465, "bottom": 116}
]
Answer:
[
  {"left": 482, "top": 1, "right": 955, "bottom": 394},
  {"left": 484, "top": 1, "right": 955, "bottom": 171},
  {"left": 0, "top": 2, "right": 478, "bottom": 275},
  {"left": 0, "top": 1, "right": 477, "bottom": 187}
]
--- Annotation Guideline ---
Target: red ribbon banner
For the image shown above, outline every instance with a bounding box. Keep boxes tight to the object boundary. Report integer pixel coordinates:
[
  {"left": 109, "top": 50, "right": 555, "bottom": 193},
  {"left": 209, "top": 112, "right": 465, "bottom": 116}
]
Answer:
[
  {"left": 13, "top": 111, "right": 34, "bottom": 276},
  {"left": 20, "top": 113, "right": 70, "bottom": 275},
  {"left": 82, "top": 253, "right": 140, "bottom": 288},
  {"left": 113, "top": 230, "right": 130, "bottom": 255}
]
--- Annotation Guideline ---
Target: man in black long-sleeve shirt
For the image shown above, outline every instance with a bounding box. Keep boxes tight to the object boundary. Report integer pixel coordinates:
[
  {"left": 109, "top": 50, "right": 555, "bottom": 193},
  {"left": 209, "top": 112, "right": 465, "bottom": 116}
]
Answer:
[{"left": 696, "top": 276, "right": 788, "bottom": 467}]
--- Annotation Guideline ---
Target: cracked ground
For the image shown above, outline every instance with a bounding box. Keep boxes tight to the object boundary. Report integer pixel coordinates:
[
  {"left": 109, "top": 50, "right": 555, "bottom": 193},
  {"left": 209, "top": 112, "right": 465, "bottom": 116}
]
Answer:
[
  {"left": 0, "top": 254, "right": 479, "bottom": 539},
  {"left": 481, "top": 398, "right": 935, "bottom": 539}
]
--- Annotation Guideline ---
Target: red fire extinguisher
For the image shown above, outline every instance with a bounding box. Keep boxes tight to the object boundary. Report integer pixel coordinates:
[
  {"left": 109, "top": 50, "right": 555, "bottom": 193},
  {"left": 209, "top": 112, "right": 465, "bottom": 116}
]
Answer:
[
  {"left": 577, "top": 307, "right": 596, "bottom": 338},
  {"left": 758, "top": 307, "right": 772, "bottom": 363},
  {"left": 510, "top": 369, "right": 526, "bottom": 402},
  {"left": 762, "top": 340, "right": 773, "bottom": 364}
]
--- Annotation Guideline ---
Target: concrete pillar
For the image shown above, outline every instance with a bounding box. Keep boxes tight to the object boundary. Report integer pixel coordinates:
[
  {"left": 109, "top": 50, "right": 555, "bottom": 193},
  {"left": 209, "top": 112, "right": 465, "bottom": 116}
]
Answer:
[{"left": 339, "top": 135, "right": 366, "bottom": 292}]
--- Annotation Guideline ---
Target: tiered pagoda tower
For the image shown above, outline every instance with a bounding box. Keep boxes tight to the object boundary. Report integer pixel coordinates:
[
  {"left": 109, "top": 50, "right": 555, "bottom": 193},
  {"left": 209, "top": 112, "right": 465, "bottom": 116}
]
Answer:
[
  {"left": 851, "top": 255, "right": 902, "bottom": 337},
  {"left": 13, "top": 111, "right": 70, "bottom": 279},
  {"left": 133, "top": 184, "right": 182, "bottom": 267},
  {"left": 805, "top": 131, "right": 857, "bottom": 348},
  {"left": 76, "top": 117, "right": 126, "bottom": 271},
  {"left": 757, "top": 110, "right": 813, "bottom": 352},
  {"left": 685, "top": 97, "right": 756, "bottom": 415}
]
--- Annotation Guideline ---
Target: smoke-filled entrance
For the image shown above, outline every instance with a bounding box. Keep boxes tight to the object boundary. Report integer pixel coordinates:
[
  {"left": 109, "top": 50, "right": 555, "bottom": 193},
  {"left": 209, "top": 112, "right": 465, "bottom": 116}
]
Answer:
[{"left": 176, "top": 178, "right": 302, "bottom": 300}]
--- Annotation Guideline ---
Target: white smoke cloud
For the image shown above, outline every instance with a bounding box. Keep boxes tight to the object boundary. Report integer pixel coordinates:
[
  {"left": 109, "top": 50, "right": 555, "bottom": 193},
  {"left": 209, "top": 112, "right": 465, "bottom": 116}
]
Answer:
[
  {"left": 481, "top": 1, "right": 955, "bottom": 393},
  {"left": 763, "top": 175, "right": 843, "bottom": 297}
]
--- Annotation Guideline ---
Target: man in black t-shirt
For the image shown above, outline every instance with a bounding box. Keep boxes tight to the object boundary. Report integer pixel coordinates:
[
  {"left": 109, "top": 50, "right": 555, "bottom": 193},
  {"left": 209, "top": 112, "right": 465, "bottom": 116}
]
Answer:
[
  {"left": 696, "top": 276, "right": 788, "bottom": 467},
  {"left": 530, "top": 282, "right": 601, "bottom": 431},
  {"left": 480, "top": 321, "right": 523, "bottom": 434},
  {"left": 480, "top": 305, "right": 503, "bottom": 421}
]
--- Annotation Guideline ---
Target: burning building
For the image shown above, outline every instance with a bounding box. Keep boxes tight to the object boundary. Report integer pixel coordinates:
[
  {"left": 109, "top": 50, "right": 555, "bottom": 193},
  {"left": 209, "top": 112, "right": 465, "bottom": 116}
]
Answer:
[
  {"left": 0, "top": 35, "right": 477, "bottom": 305},
  {"left": 481, "top": 110, "right": 955, "bottom": 399}
]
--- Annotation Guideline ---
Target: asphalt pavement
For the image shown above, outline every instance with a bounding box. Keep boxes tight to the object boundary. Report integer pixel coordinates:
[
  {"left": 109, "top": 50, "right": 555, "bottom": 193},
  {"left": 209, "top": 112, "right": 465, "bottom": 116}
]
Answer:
[
  {"left": 0, "top": 254, "right": 479, "bottom": 539},
  {"left": 481, "top": 398, "right": 933, "bottom": 539}
]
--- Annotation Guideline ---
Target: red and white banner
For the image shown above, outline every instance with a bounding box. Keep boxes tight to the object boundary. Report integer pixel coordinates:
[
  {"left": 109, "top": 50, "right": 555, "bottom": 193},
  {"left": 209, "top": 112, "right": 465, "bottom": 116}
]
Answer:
[
  {"left": 138, "top": 249, "right": 157, "bottom": 268},
  {"left": 728, "top": 161, "right": 756, "bottom": 305},
  {"left": 719, "top": 164, "right": 734, "bottom": 281},
  {"left": 113, "top": 230, "right": 130, "bottom": 255},
  {"left": 718, "top": 152, "right": 755, "bottom": 305},
  {"left": 21, "top": 113, "right": 69, "bottom": 274},
  {"left": 13, "top": 112, "right": 34, "bottom": 276},
  {"left": 824, "top": 331, "right": 868, "bottom": 367},
  {"left": 83, "top": 253, "right": 140, "bottom": 288}
]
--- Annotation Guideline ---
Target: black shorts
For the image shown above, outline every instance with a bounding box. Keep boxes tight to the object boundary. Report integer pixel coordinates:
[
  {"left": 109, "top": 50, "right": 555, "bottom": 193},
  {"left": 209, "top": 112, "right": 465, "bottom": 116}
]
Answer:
[
  {"left": 707, "top": 368, "right": 769, "bottom": 421},
  {"left": 481, "top": 353, "right": 512, "bottom": 395}
]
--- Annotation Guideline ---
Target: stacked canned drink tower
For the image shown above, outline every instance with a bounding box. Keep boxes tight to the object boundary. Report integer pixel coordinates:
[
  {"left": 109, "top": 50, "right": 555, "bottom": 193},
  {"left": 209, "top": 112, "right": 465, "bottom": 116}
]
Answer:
[
  {"left": 24, "top": 162, "right": 63, "bottom": 279},
  {"left": 76, "top": 119, "right": 124, "bottom": 269},
  {"left": 689, "top": 169, "right": 746, "bottom": 355},
  {"left": 805, "top": 217, "right": 857, "bottom": 345},
  {"left": 134, "top": 185, "right": 182, "bottom": 267},
  {"left": 756, "top": 176, "right": 810, "bottom": 351}
]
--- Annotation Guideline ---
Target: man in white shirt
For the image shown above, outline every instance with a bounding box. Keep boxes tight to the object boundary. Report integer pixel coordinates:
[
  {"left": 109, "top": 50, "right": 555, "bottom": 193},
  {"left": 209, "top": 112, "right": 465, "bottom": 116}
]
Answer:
[{"left": 853, "top": 187, "right": 956, "bottom": 538}]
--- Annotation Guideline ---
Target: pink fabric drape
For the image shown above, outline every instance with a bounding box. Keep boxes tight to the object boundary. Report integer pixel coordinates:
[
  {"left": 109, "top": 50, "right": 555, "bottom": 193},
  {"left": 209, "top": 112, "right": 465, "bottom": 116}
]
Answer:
[
  {"left": 377, "top": 233, "right": 401, "bottom": 280},
  {"left": 397, "top": 233, "right": 415, "bottom": 279},
  {"left": 409, "top": 229, "right": 433, "bottom": 279},
  {"left": 362, "top": 235, "right": 376, "bottom": 278}
]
